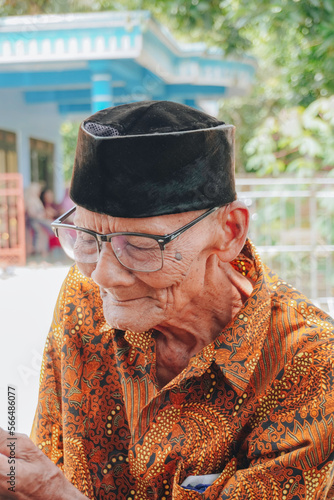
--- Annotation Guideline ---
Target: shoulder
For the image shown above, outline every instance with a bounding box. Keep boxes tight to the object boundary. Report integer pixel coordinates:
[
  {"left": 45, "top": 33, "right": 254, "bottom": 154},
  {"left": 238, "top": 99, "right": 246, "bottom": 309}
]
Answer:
[
  {"left": 60, "top": 264, "right": 101, "bottom": 308},
  {"left": 267, "top": 269, "right": 334, "bottom": 346},
  {"left": 259, "top": 267, "right": 334, "bottom": 396},
  {"left": 61, "top": 264, "right": 99, "bottom": 298},
  {"left": 51, "top": 264, "right": 105, "bottom": 336}
]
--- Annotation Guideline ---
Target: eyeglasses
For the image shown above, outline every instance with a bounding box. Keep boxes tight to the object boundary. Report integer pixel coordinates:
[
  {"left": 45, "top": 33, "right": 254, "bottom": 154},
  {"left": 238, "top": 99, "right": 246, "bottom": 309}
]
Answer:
[{"left": 51, "top": 206, "right": 219, "bottom": 272}]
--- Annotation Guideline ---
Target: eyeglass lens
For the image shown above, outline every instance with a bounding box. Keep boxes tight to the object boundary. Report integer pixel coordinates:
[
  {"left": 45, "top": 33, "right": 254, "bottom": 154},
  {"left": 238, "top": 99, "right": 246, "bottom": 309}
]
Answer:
[{"left": 57, "top": 227, "right": 163, "bottom": 272}]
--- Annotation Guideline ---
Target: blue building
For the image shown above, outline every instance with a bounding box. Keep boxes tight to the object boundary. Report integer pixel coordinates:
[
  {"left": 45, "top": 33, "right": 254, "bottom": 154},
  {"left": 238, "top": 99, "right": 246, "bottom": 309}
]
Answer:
[{"left": 0, "top": 11, "right": 255, "bottom": 199}]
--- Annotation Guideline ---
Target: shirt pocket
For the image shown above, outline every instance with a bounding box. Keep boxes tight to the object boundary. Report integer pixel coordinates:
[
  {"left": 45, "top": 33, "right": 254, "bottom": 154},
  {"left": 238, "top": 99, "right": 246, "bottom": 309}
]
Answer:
[{"left": 172, "top": 458, "right": 238, "bottom": 499}]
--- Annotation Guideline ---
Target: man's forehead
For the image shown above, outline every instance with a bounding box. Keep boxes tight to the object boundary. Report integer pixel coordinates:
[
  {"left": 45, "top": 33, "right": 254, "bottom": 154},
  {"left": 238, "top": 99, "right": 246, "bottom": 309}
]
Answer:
[{"left": 74, "top": 205, "right": 208, "bottom": 232}]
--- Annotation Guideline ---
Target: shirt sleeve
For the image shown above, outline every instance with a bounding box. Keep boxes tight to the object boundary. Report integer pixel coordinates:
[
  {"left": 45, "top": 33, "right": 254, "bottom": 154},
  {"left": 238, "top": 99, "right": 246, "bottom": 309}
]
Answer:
[
  {"left": 29, "top": 265, "right": 112, "bottom": 500},
  {"left": 30, "top": 269, "right": 67, "bottom": 469}
]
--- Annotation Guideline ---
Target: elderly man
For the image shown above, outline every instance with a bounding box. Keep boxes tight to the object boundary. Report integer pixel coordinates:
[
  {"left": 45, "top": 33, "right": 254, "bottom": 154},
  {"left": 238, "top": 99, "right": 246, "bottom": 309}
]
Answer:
[{"left": 1, "top": 101, "right": 334, "bottom": 500}]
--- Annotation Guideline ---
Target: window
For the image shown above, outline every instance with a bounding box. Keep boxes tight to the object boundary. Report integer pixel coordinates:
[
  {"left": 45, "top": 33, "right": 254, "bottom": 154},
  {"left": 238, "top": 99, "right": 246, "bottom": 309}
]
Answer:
[
  {"left": 30, "top": 138, "right": 54, "bottom": 189},
  {"left": 0, "top": 130, "right": 17, "bottom": 174}
]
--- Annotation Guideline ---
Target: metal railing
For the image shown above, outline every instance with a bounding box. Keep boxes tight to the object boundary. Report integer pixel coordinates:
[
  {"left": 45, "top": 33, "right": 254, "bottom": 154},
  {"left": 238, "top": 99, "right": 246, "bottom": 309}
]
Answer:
[{"left": 236, "top": 177, "right": 334, "bottom": 315}]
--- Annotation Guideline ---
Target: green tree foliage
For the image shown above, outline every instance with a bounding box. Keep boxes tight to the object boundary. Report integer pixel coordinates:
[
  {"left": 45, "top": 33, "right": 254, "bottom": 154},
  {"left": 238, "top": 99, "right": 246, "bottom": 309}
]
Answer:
[
  {"left": 0, "top": 0, "right": 87, "bottom": 15},
  {"left": 217, "top": 0, "right": 334, "bottom": 174},
  {"left": 244, "top": 97, "right": 334, "bottom": 176}
]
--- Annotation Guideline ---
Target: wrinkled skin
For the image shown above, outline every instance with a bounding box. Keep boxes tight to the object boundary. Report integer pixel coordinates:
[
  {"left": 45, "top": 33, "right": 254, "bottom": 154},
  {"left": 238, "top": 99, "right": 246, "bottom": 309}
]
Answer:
[{"left": 0, "top": 428, "right": 87, "bottom": 499}]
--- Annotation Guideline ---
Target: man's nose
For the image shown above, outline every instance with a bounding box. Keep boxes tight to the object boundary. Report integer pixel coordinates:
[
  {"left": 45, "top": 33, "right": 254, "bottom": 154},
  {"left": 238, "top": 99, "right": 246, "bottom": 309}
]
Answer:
[{"left": 90, "top": 243, "right": 136, "bottom": 289}]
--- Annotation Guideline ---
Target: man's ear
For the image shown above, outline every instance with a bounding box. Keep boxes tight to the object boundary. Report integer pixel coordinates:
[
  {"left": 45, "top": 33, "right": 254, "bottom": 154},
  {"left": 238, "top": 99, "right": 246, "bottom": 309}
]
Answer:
[{"left": 213, "top": 201, "right": 249, "bottom": 262}]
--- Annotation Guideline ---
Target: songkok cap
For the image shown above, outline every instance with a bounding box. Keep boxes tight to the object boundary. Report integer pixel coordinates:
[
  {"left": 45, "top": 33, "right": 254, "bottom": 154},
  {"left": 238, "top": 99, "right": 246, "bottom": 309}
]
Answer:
[{"left": 70, "top": 100, "right": 236, "bottom": 218}]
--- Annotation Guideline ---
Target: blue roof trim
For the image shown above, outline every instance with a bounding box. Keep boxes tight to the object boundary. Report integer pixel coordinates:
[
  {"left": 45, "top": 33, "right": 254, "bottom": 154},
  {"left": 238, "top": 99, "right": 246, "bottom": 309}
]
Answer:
[
  {"left": 0, "top": 70, "right": 91, "bottom": 88},
  {"left": 25, "top": 83, "right": 227, "bottom": 106}
]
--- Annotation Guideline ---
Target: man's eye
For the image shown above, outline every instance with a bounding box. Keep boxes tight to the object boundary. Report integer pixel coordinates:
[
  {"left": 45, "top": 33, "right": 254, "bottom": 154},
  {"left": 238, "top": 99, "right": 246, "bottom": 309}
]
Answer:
[
  {"left": 78, "top": 234, "right": 95, "bottom": 243},
  {"left": 128, "top": 241, "right": 155, "bottom": 251}
]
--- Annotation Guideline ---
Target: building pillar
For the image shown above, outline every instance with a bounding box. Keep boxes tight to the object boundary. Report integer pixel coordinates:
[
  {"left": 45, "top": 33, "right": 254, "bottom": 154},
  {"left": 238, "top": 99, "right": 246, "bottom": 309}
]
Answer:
[
  {"left": 91, "top": 72, "right": 113, "bottom": 113},
  {"left": 53, "top": 135, "right": 64, "bottom": 204},
  {"left": 16, "top": 131, "right": 30, "bottom": 188}
]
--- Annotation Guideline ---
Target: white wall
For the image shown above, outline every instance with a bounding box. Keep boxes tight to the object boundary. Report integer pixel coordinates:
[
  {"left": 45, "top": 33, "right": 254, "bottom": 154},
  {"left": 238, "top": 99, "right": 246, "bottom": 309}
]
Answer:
[{"left": 0, "top": 89, "right": 64, "bottom": 202}]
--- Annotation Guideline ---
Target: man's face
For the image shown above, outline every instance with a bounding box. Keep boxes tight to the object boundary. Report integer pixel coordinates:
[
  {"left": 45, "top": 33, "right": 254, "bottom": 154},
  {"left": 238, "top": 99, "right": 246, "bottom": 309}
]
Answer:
[{"left": 74, "top": 206, "right": 218, "bottom": 333}]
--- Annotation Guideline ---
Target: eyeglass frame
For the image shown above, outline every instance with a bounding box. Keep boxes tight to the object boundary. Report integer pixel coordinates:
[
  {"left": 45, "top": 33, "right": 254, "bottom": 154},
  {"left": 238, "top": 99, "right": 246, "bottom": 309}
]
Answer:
[{"left": 51, "top": 205, "right": 220, "bottom": 272}]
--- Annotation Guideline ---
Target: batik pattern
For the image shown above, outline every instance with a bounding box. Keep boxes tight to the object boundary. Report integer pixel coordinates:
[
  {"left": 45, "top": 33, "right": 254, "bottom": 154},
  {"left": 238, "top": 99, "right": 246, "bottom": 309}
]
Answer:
[{"left": 31, "top": 240, "right": 334, "bottom": 499}]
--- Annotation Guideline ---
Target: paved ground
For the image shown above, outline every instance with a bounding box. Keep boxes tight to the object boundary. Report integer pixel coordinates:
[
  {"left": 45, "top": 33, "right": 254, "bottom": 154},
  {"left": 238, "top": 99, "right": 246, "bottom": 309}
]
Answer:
[{"left": 0, "top": 259, "right": 70, "bottom": 436}]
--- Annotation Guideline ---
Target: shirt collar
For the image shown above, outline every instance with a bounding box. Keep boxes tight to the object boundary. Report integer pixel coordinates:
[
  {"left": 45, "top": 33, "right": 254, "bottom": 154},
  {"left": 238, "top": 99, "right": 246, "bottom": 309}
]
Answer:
[{"left": 211, "top": 240, "right": 272, "bottom": 394}]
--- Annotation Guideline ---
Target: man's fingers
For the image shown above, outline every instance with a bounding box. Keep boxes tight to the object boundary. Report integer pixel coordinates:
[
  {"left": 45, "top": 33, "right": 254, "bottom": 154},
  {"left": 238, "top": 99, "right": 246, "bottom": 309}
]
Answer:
[
  {"left": 0, "top": 427, "right": 12, "bottom": 457},
  {"left": 17, "top": 435, "right": 44, "bottom": 462},
  {"left": 0, "top": 451, "right": 14, "bottom": 499},
  {"left": 0, "top": 451, "right": 9, "bottom": 467},
  {"left": 0, "top": 427, "right": 37, "bottom": 460}
]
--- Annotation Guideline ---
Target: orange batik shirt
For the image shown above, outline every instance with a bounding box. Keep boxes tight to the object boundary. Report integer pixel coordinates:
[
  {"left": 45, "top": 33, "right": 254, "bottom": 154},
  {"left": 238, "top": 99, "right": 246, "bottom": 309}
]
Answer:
[{"left": 31, "top": 240, "right": 334, "bottom": 499}]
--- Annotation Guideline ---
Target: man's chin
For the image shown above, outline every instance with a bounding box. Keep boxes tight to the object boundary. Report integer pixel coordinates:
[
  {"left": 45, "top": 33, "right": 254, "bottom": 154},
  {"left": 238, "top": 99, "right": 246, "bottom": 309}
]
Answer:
[
  {"left": 102, "top": 307, "right": 155, "bottom": 333},
  {"left": 101, "top": 296, "right": 162, "bottom": 332}
]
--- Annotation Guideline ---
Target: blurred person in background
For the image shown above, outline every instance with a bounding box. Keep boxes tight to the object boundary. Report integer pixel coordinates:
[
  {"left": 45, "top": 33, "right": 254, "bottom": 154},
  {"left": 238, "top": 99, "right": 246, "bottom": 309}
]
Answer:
[
  {"left": 24, "top": 182, "right": 53, "bottom": 257},
  {"left": 40, "top": 187, "right": 60, "bottom": 221}
]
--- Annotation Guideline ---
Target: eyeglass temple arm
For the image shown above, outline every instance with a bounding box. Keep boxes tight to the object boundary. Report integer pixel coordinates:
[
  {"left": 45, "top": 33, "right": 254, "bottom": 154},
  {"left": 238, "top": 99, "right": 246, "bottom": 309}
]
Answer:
[
  {"left": 53, "top": 206, "right": 77, "bottom": 224},
  {"left": 161, "top": 207, "right": 219, "bottom": 245}
]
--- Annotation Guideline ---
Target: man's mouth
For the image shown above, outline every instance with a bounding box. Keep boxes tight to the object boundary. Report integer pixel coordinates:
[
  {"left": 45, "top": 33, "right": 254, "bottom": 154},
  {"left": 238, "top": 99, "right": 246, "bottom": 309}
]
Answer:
[{"left": 99, "top": 288, "right": 145, "bottom": 303}]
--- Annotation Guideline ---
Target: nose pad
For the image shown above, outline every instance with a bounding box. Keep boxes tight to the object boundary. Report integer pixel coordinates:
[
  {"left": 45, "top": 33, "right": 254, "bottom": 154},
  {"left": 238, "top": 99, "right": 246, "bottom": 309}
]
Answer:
[{"left": 90, "top": 242, "right": 135, "bottom": 288}]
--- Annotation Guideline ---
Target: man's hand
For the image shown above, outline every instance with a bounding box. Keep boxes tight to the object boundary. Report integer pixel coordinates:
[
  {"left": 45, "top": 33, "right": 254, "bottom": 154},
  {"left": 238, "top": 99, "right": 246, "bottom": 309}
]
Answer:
[{"left": 0, "top": 428, "right": 88, "bottom": 500}]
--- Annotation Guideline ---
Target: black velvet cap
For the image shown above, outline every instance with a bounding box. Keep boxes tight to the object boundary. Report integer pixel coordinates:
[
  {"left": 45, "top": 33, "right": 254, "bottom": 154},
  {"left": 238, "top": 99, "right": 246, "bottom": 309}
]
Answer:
[{"left": 70, "top": 100, "right": 236, "bottom": 218}]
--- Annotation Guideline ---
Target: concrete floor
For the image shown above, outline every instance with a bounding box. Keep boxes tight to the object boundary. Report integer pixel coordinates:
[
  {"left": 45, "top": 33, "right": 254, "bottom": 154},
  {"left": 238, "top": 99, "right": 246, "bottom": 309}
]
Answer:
[{"left": 0, "top": 261, "right": 70, "bottom": 436}]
